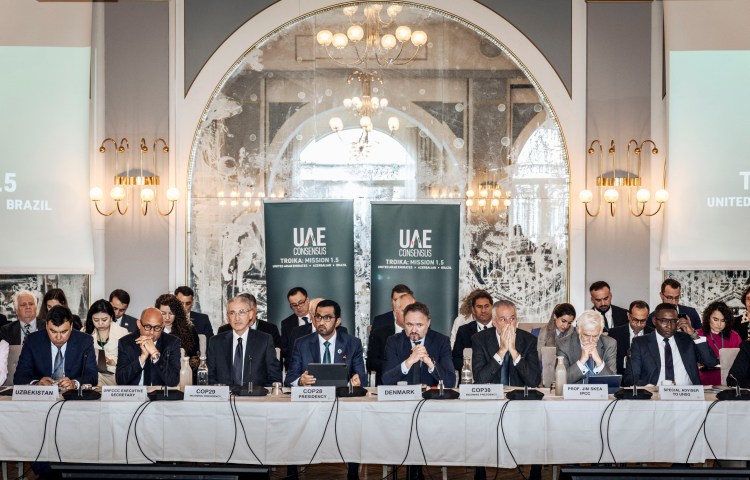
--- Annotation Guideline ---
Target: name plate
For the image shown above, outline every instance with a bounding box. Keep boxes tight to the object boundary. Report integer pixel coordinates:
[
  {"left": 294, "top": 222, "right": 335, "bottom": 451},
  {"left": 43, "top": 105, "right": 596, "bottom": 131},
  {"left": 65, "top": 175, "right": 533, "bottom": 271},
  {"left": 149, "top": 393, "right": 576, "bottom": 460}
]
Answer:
[
  {"left": 101, "top": 386, "right": 147, "bottom": 402},
  {"left": 659, "top": 385, "right": 704, "bottom": 400},
  {"left": 459, "top": 384, "right": 504, "bottom": 400},
  {"left": 184, "top": 385, "right": 230, "bottom": 402},
  {"left": 377, "top": 385, "right": 422, "bottom": 401},
  {"left": 13, "top": 385, "right": 59, "bottom": 401},
  {"left": 291, "top": 386, "right": 335, "bottom": 401},
  {"left": 563, "top": 384, "right": 608, "bottom": 400}
]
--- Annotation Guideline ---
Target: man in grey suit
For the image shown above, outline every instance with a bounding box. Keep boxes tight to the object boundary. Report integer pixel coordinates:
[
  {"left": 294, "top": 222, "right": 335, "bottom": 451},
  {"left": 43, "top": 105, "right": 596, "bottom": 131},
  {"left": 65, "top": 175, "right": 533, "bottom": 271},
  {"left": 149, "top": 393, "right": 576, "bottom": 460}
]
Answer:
[{"left": 556, "top": 310, "right": 617, "bottom": 384}]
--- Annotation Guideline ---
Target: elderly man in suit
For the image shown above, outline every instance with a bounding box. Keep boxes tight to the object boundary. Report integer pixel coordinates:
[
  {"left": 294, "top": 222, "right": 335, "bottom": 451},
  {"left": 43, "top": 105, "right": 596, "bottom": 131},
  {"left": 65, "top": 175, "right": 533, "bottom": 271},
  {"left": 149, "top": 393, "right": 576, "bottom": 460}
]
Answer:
[
  {"left": 367, "top": 294, "right": 415, "bottom": 386},
  {"left": 116, "top": 308, "right": 181, "bottom": 386},
  {"left": 0, "top": 290, "right": 44, "bottom": 346},
  {"left": 217, "top": 293, "right": 282, "bottom": 349},
  {"left": 607, "top": 300, "right": 653, "bottom": 374},
  {"left": 625, "top": 303, "right": 717, "bottom": 386},
  {"left": 371, "top": 284, "right": 413, "bottom": 331},
  {"left": 208, "top": 295, "right": 281, "bottom": 387},
  {"left": 14, "top": 305, "right": 97, "bottom": 388},
  {"left": 557, "top": 309, "right": 617, "bottom": 384},
  {"left": 109, "top": 289, "right": 138, "bottom": 333}
]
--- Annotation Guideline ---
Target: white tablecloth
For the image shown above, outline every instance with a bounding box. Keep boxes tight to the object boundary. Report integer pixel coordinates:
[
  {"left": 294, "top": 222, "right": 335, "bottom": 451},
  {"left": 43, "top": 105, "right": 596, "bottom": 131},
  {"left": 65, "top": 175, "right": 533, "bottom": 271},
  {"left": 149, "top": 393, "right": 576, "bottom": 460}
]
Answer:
[{"left": 1, "top": 393, "right": 748, "bottom": 467}]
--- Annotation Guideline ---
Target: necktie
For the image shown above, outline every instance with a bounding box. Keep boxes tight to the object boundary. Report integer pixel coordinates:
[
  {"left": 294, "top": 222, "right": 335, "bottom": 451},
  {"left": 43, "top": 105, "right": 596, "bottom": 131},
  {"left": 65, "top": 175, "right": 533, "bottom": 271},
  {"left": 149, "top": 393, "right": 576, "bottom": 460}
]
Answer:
[
  {"left": 23, "top": 324, "right": 31, "bottom": 344},
  {"left": 663, "top": 337, "right": 675, "bottom": 382},
  {"left": 302, "top": 316, "right": 309, "bottom": 324},
  {"left": 584, "top": 356, "right": 595, "bottom": 383},
  {"left": 52, "top": 347, "right": 64, "bottom": 380},
  {"left": 411, "top": 341, "right": 422, "bottom": 385},
  {"left": 144, "top": 355, "right": 153, "bottom": 385},
  {"left": 322, "top": 341, "right": 331, "bottom": 364},
  {"left": 232, "top": 338, "right": 244, "bottom": 386},
  {"left": 499, "top": 351, "right": 511, "bottom": 385}
]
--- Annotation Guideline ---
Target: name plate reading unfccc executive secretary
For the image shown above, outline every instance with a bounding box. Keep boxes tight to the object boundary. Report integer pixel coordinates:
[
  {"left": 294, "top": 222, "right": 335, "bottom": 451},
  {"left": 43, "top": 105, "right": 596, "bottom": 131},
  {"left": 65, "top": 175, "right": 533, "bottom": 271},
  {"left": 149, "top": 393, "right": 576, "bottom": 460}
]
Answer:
[
  {"left": 292, "top": 386, "right": 336, "bottom": 402},
  {"left": 101, "top": 386, "right": 147, "bottom": 402}
]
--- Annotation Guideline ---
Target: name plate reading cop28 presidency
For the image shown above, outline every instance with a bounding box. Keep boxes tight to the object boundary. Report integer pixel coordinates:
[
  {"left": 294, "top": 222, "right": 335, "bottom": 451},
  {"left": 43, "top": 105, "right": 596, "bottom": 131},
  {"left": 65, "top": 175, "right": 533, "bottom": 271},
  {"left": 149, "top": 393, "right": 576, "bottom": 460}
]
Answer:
[
  {"left": 101, "top": 386, "right": 147, "bottom": 402},
  {"left": 291, "top": 387, "right": 336, "bottom": 402},
  {"left": 563, "top": 384, "right": 608, "bottom": 400},
  {"left": 12, "top": 385, "right": 59, "bottom": 401},
  {"left": 459, "top": 384, "right": 504, "bottom": 400},
  {"left": 184, "top": 385, "right": 230, "bottom": 402},
  {"left": 377, "top": 385, "right": 422, "bottom": 401},
  {"left": 659, "top": 385, "right": 704, "bottom": 400}
]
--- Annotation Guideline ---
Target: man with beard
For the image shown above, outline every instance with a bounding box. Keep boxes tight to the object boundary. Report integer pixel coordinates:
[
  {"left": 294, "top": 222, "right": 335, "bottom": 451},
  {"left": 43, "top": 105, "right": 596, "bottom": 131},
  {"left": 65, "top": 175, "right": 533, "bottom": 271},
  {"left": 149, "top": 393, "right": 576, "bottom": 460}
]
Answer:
[
  {"left": 589, "top": 281, "right": 628, "bottom": 332},
  {"left": 451, "top": 290, "right": 493, "bottom": 371}
]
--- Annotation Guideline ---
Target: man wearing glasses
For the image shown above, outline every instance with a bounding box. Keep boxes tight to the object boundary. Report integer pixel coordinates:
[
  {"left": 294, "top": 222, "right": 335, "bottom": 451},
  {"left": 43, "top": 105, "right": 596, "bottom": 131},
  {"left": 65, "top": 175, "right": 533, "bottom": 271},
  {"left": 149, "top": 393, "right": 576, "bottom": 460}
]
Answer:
[
  {"left": 608, "top": 300, "right": 653, "bottom": 374},
  {"left": 116, "top": 308, "right": 181, "bottom": 386},
  {"left": 280, "top": 286, "right": 312, "bottom": 372},
  {"left": 207, "top": 295, "right": 280, "bottom": 386},
  {"left": 625, "top": 303, "right": 717, "bottom": 386},
  {"left": 647, "top": 279, "right": 701, "bottom": 330}
]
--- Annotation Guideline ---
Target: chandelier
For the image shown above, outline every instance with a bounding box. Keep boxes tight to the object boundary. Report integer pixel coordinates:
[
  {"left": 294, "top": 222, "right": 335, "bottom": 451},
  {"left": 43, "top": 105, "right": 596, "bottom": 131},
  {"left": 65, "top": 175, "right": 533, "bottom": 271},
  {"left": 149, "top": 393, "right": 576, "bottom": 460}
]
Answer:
[
  {"left": 89, "top": 138, "right": 179, "bottom": 216},
  {"left": 579, "top": 139, "right": 668, "bottom": 217},
  {"left": 466, "top": 168, "right": 511, "bottom": 213},
  {"left": 316, "top": 4, "right": 427, "bottom": 68}
]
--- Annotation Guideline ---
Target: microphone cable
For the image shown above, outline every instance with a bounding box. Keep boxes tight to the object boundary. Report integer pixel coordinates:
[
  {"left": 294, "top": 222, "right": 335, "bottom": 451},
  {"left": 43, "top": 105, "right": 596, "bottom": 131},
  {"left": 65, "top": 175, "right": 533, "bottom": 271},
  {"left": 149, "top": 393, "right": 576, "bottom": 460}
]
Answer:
[
  {"left": 125, "top": 400, "right": 150, "bottom": 464},
  {"left": 133, "top": 399, "right": 156, "bottom": 463},
  {"left": 333, "top": 396, "right": 347, "bottom": 466},
  {"left": 225, "top": 393, "right": 239, "bottom": 464},
  {"left": 304, "top": 395, "right": 338, "bottom": 469},
  {"left": 685, "top": 399, "right": 720, "bottom": 465},
  {"left": 381, "top": 398, "right": 426, "bottom": 480},
  {"left": 15, "top": 399, "right": 67, "bottom": 480},
  {"left": 596, "top": 399, "right": 618, "bottom": 464},
  {"left": 413, "top": 398, "right": 435, "bottom": 480},
  {"left": 604, "top": 399, "right": 619, "bottom": 464},
  {"left": 230, "top": 393, "right": 264, "bottom": 467},
  {"left": 52, "top": 399, "right": 69, "bottom": 462},
  {"left": 498, "top": 399, "right": 528, "bottom": 480}
]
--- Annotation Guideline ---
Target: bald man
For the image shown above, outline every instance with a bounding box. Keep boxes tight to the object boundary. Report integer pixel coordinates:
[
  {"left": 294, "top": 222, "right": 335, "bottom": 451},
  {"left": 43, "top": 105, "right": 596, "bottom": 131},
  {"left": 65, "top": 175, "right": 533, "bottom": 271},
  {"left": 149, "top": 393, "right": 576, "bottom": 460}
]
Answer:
[{"left": 115, "top": 308, "right": 181, "bottom": 386}]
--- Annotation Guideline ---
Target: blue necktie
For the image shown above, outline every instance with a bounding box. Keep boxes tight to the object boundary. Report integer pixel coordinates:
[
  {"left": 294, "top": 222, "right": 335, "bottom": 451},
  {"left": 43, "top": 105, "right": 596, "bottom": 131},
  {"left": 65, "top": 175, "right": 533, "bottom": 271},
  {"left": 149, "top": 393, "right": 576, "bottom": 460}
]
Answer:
[
  {"left": 323, "top": 341, "right": 331, "bottom": 364},
  {"left": 52, "top": 347, "right": 64, "bottom": 380},
  {"left": 499, "top": 351, "right": 510, "bottom": 385},
  {"left": 584, "top": 356, "right": 595, "bottom": 383}
]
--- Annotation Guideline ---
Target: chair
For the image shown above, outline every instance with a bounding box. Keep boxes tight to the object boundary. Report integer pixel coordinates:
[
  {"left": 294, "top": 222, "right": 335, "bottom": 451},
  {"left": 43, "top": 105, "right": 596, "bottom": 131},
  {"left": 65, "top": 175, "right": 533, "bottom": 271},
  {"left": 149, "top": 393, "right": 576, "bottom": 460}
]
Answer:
[
  {"left": 720, "top": 347, "right": 740, "bottom": 386},
  {"left": 518, "top": 322, "right": 546, "bottom": 334},
  {"left": 4, "top": 345, "right": 22, "bottom": 387},
  {"left": 198, "top": 334, "right": 207, "bottom": 357},
  {"left": 541, "top": 346, "right": 557, "bottom": 387}
]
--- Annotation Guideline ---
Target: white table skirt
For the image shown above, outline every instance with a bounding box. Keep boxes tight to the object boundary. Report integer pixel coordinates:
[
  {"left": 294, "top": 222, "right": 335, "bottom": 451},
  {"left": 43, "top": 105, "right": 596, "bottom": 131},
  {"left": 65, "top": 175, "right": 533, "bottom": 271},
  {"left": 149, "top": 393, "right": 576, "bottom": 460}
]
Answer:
[{"left": 1, "top": 394, "right": 748, "bottom": 467}]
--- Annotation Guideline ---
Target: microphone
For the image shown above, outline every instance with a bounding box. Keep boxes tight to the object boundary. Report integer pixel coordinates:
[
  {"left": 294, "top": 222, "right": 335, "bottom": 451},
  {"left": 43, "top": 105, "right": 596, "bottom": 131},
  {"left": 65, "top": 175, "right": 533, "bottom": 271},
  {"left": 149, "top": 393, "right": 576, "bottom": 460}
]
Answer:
[
  {"left": 729, "top": 373, "right": 741, "bottom": 396},
  {"left": 234, "top": 355, "right": 267, "bottom": 396},
  {"left": 421, "top": 357, "right": 458, "bottom": 400},
  {"left": 717, "top": 373, "right": 750, "bottom": 400},
  {"left": 61, "top": 348, "right": 101, "bottom": 401}
]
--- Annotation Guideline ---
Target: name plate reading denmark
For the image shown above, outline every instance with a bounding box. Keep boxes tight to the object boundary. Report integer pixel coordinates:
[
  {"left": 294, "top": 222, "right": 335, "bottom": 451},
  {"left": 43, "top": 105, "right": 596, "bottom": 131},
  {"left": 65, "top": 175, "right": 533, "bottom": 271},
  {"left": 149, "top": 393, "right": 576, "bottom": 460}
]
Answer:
[
  {"left": 13, "top": 385, "right": 59, "bottom": 401},
  {"left": 659, "top": 385, "right": 704, "bottom": 401},
  {"left": 101, "top": 386, "right": 147, "bottom": 402},
  {"left": 459, "top": 384, "right": 503, "bottom": 400},
  {"left": 184, "top": 385, "right": 230, "bottom": 402},
  {"left": 291, "top": 386, "right": 336, "bottom": 402},
  {"left": 377, "top": 385, "right": 422, "bottom": 401},
  {"left": 563, "top": 384, "right": 608, "bottom": 400}
]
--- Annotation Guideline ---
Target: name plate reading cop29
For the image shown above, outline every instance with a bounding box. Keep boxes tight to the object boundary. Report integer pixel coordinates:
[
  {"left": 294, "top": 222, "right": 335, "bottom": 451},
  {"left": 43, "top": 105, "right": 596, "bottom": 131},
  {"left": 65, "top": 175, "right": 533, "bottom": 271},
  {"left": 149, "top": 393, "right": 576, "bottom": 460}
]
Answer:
[
  {"left": 101, "top": 386, "right": 147, "bottom": 402},
  {"left": 12, "top": 385, "right": 59, "bottom": 401},
  {"left": 563, "top": 384, "right": 608, "bottom": 400},
  {"left": 377, "top": 385, "right": 422, "bottom": 401},
  {"left": 184, "top": 385, "right": 230, "bottom": 402},
  {"left": 659, "top": 385, "right": 704, "bottom": 400},
  {"left": 291, "top": 387, "right": 336, "bottom": 402},
  {"left": 459, "top": 384, "right": 504, "bottom": 400}
]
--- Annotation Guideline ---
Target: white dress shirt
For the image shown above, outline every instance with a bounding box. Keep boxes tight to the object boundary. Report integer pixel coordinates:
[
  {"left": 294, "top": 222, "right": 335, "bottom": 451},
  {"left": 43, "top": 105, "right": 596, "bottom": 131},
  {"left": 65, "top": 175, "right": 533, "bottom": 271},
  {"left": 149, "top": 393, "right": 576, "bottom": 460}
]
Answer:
[
  {"left": 20, "top": 320, "right": 37, "bottom": 344},
  {"left": 298, "top": 315, "right": 310, "bottom": 327},
  {"left": 629, "top": 327, "right": 645, "bottom": 345},
  {"left": 654, "top": 331, "right": 704, "bottom": 386},
  {"left": 400, "top": 337, "right": 435, "bottom": 374},
  {"left": 292, "top": 332, "right": 336, "bottom": 387}
]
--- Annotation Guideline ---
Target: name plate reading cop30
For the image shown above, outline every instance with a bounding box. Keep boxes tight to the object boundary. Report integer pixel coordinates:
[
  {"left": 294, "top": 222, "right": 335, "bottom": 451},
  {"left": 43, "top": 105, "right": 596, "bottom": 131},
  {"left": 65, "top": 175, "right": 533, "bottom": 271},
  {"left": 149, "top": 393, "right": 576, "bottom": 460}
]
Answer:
[
  {"left": 377, "top": 385, "right": 422, "bottom": 401},
  {"left": 101, "top": 386, "right": 148, "bottom": 402},
  {"left": 563, "top": 384, "right": 608, "bottom": 400},
  {"left": 659, "top": 385, "right": 704, "bottom": 400},
  {"left": 459, "top": 384, "right": 504, "bottom": 400},
  {"left": 12, "top": 385, "right": 59, "bottom": 401},
  {"left": 291, "top": 386, "right": 336, "bottom": 401},
  {"left": 184, "top": 385, "right": 230, "bottom": 402}
]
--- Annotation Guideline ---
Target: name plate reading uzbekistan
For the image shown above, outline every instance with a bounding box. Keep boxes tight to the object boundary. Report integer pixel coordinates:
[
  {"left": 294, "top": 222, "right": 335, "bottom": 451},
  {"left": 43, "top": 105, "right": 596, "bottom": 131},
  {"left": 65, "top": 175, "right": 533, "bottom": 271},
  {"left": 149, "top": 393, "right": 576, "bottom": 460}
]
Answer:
[
  {"left": 459, "top": 384, "right": 503, "bottom": 400},
  {"left": 102, "top": 386, "right": 147, "bottom": 402},
  {"left": 13, "top": 385, "right": 59, "bottom": 401},
  {"left": 377, "top": 385, "right": 422, "bottom": 401},
  {"left": 292, "top": 387, "right": 336, "bottom": 401},
  {"left": 184, "top": 385, "right": 230, "bottom": 402},
  {"left": 659, "top": 385, "right": 704, "bottom": 401},
  {"left": 563, "top": 384, "right": 608, "bottom": 400}
]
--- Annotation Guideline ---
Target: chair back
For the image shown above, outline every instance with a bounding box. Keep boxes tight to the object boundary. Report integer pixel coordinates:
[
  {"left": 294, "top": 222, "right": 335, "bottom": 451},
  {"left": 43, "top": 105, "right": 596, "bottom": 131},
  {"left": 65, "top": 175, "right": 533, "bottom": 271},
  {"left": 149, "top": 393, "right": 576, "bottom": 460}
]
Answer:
[
  {"left": 541, "top": 346, "right": 557, "bottom": 387},
  {"left": 720, "top": 348, "right": 740, "bottom": 386},
  {"left": 518, "top": 322, "right": 546, "bottom": 334},
  {"left": 5, "top": 345, "right": 22, "bottom": 386}
]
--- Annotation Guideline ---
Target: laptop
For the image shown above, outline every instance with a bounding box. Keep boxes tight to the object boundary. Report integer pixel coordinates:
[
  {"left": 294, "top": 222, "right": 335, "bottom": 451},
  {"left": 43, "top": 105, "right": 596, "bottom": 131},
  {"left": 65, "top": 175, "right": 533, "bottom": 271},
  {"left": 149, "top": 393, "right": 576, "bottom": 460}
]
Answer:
[
  {"left": 306, "top": 363, "right": 350, "bottom": 387},
  {"left": 586, "top": 374, "right": 622, "bottom": 394}
]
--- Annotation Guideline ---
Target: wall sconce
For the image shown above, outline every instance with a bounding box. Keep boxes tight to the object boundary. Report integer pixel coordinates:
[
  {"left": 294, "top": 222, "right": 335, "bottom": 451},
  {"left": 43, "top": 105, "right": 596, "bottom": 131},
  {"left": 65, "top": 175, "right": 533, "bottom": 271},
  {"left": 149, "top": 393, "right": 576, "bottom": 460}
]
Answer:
[
  {"left": 579, "top": 139, "right": 667, "bottom": 217},
  {"left": 90, "top": 137, "right": 179, "bottom": 216}
]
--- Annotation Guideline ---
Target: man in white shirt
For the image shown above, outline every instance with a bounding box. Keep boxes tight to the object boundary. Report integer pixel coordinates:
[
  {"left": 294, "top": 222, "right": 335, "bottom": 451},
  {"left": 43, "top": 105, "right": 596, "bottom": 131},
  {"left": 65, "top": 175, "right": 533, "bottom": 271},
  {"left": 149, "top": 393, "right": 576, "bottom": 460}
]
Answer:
[
  {"left": 608, "top": 300, "right": 653, "bottom": 374},
  {"left": 589, "top": 281, "right": 628, "bottom": 332},
  {"left": 451, "top": 290, "right": 493, "bottom": 371}
]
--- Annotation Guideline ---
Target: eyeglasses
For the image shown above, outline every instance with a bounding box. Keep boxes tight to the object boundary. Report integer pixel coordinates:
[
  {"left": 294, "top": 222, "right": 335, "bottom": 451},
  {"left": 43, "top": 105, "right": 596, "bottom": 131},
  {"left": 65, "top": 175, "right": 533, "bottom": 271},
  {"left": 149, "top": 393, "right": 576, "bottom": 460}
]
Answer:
[
  {"left": 630, "top": 318, "right": 648, "bottom": 324},
  {"left": 289, "top": 299, "right": 308, "bottom": 309},
  {"left": 227, "top": 309, "right": 252, "bottom": 318},
  {"left": 654, "top": 317, "right": 678, "bottom": 325},
  {"left": 314, "top": 314, "right": 336, "bottom": 323},
  {"left": 662, "top": 294, "right": 680, "bottom": 302},
  {"left": 141, "top": 324, "right": 164, "bottom": 332}
]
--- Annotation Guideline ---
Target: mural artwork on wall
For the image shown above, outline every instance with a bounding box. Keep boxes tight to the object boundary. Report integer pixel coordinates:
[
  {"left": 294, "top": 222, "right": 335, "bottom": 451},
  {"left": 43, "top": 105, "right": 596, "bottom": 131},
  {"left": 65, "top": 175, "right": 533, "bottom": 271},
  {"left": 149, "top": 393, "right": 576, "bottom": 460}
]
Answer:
[
  {"left": 666, "top": 270, "right": 750, "bottom": 316},
  {"left": 0, "top": 274, "right": 89, "bottom": 321}
]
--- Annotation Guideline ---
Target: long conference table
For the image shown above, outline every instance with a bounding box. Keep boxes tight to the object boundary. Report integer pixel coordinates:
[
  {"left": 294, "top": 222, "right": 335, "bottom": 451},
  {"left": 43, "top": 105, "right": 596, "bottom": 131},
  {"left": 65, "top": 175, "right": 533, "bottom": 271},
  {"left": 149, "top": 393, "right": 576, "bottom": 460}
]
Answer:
[{"left": 1, "top": 388, "right": 749, "bottom": 467}]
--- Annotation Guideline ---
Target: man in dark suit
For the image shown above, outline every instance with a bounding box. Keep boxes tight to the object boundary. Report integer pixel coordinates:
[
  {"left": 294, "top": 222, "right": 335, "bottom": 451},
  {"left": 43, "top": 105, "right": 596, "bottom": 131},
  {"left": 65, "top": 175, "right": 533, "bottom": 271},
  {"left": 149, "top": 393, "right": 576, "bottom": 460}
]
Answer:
[
  {"left": 109, "top": 289, "right": 138, "bottom": 333},
  {"left": 367, "top": 294, "right": 415, "bottom": 386},
  {"left": 607, "top": 300, "right": 653, "bottom": 374},
  {"left": 217, "top": 293, "right": 282, "bottom": 349},
  {"left": 371, "top": 284, "right": 413, "bottom": 332},
  {"left": 382, "top": 302, "right": 455, "bottom": 387},
  {"left": 116, "top": 307, "right": 181, "bottom": 386},
  {"left": 0, "top": 290, "right": 44, "bottom": 345},
  {"left": 0, "top": 312, "right": 7, "bottom": 330},
  {"left": 625, "top": 303, "right": 717, "bottom": 386},
  {"left": 279, "top": 286, "right": 312, "bottom": 372},
  {"left": 14, "top": 305, "right": 97, "bottom": 388},
  {"left": 557, "top": 310, "right": 617, "bottom": 384},
  {"left": 208, "top": 295, "right": 281, "bottom": 386},
  {"left": 286, "top": 298, "right": 349, "bottom": 369},
  {"left": 452, "top": 290, "right": 493, "bottom": 371},
  {"left": 646, "top": 279, "right": 701, "bottom": 330},
  {"left": 472, "top": 300, "right": 541, "bottom": 387},
  {"left": 175, "top": 286, "right": 214, "bottom": 339},
  {"left": 589, "top": 281, "right": 628, "bottom": 332}
]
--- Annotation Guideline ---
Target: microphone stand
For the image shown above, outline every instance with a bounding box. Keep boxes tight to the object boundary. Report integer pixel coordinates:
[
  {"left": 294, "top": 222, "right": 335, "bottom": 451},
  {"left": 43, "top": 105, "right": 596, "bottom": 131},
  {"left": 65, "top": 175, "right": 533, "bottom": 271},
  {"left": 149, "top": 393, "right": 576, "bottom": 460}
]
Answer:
[
  {"left": 717, "top": 374, "right": 750, "bottom": 401},
  {"left": 62, "top": 350, "right": 100, "bottom": 401},
  {"left": 148, "top": 349, "right": 183, "bottom": 401},
  {"left": 422, "top": 359, "right": 459, "bottom": 400}
]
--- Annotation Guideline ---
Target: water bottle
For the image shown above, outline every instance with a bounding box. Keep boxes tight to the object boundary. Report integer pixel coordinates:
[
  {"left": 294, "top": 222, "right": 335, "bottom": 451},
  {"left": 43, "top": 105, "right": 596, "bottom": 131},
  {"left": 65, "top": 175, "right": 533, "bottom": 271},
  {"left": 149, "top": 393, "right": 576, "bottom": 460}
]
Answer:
[
  {"left": 197, "top": 355, "right": 209, "bottom": 386},
  {"left": 179, "top": 356, "right": 193, "bottom": 390},
  {"left": 461, "top": 357, "right": 474, "bottom": 384},
  {"left": 554, "top": 355, "right": 566, "bottom": 396}
]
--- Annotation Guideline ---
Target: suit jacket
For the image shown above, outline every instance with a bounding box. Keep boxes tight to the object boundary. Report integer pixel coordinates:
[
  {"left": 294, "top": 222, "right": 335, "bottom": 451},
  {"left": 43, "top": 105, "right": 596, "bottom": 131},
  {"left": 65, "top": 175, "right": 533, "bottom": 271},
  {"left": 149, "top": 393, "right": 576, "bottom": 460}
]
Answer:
[
  {"left": 732, "top": 316, "right": 748, "bottom": 342},
  {"left": 647, "top": 305, "right": 701, "bottom": 330},
  {"left": 218, "top": 320, "right": 282, "bottom": 348},
  {"left": 0, "top": 313, "right": 8, "bottom": 330},
  {"left": 117, "top": 314, "right": 138, "bottom": 334},
  {"left": 382, "top": 330, "right": 456, "bottom": 387},
  {"left": 607, "top": 325, "right": 654, "bottom": 374},
  {"left": 190, "top": 311, "right": 214, "bottom": 339},
  {"left": 0, "top": 319, "right": 46, "bottom": 345},
  {"left": 728, "top": 340, "right": 750, "bottom": 388},
  {"left": 371, "top": 311, "right": 395, "bottom": 331},
  {"left": 452, "top": 320, "right": 492, "bottom": 371},
  {"left": 284, "top": 330, "right": 367, "bottom": 387},
  {"left": 115, "top": 332, "right": 181, "bottom": 386},
  {"left": 366, "top": 324, "right": 395, "bottom": 386},
  {"left": 284, "top": 322, "right": 347, "bottom": 373},
  {"left": 594, "top": 304, "right": 628, "bottom": 332},
  {"left": 14, "top": 330, "right": 98, "bottom": 386},
  {"left": 471, "top": 327, "right": 541, "bottom": 387},
  {"left": 623, "top": 331, "right": 718, "bottom": 386},
  {"left": 207, "top": 329, "right": 281, "bottom": 387},
  {"left": 280, "top": 313, "right": 306, "bottom": 372},
  {"left": 556, "top": 332, "right": 618, "bottom": 384}
]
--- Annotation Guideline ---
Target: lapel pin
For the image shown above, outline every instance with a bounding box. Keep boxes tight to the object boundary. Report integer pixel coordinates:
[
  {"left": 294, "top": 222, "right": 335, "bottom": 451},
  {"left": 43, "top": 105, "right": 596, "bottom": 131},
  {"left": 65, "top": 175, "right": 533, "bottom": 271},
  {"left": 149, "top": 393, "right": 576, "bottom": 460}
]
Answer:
[{"left": 337, "top": 348, "right": 343, "bottom": 355}]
